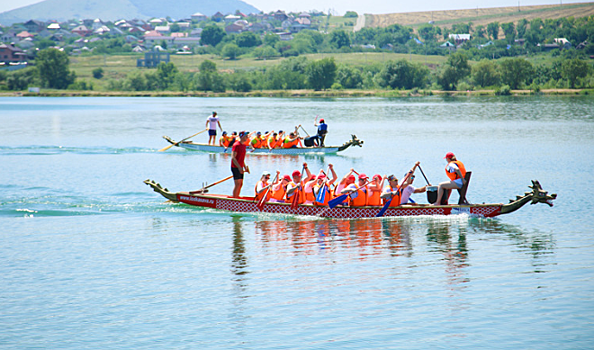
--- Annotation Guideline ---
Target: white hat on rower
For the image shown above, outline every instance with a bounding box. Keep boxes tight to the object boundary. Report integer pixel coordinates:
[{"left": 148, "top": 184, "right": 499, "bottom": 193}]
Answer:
[{"left": 262, "top": 171, "right": 271, "bottom": 177}]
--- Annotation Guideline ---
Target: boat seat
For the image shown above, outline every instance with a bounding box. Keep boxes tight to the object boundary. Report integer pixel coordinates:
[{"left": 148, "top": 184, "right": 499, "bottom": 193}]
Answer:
[{"left": 440, "top": 171, "right": 472, "bottom": 205}]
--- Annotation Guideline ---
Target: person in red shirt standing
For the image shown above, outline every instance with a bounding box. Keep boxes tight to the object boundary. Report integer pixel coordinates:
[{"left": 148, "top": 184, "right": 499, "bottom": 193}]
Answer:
[{"left": 231, "top": 131, "right": 250, "bottom": 197}]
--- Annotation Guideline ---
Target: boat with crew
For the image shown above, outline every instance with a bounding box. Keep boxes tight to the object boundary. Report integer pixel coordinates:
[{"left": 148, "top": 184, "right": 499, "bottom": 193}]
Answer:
[
  {"left": 161, "top": 134, "right": 364, "bottom": 154},
  {"left": 144, "top": 179, "right": 556, "bottom": 219}
]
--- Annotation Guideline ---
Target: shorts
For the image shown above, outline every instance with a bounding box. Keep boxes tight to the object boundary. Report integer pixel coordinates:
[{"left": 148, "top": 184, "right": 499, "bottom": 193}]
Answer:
[
  {"left": 208, "top": 129, "right": 217, "bottom": 136},
  {"left": 453, "top": 178, "right": 463, "bottom": 188},
  {"left": 231, "top": 167, "right": 244, "bottom": 180}
]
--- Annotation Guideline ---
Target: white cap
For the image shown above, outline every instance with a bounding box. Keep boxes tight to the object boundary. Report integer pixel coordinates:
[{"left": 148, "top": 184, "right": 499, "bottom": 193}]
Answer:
[{"left": 262, "top": 171, "right": 271, "bottom": 176}]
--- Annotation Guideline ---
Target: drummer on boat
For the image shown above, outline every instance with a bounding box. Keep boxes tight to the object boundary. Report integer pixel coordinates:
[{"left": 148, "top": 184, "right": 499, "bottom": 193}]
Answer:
[{"left": 433, "top": 152, "right": 466, "bottom": 205}]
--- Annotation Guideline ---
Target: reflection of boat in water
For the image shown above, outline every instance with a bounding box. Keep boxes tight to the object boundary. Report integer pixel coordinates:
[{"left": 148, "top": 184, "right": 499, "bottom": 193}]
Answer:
[
  {"left": 161, "top": 134, "right": 364, "bottom": 154},
  {"left": 144, "top": 179, "right": 556, "bottom": 219}
]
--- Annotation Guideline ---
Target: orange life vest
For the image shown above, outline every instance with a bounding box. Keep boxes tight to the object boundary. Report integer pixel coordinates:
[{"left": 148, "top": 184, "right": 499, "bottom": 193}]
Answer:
[
  {"left": 350, "top": 186, "right": 367, "bottom": 207},
  {"left": 254, "top": 180, "right": 270, "bottom": 202},
  {"left": 313, "top": 183, "right": 333, "bottom": 206},
  {"left": 286, "top": 181, "right": 305, "bottom": 204},
  {"left": 383, "top": 185, "right": 402, "bottom": 207},
  {"left": 270, "top": 183, "right": 287, "bottom": 201},
  {"left": 304, "top": 186, "right": 315, "bottom": 203},
  {"left": 251, "top": 137, "right": 264, "bottom": 149},
  {"left": 367, "top": 187, "right": 382, "bottom": 206},
  {"left": 283, "top": 138, "right": 299, "bottom": 149},
  {"left": 446, "top": 160, "right": 466, "bottom": 181},
  {"left": 220, "top": 135, "right": 233, "bottom": 147}
]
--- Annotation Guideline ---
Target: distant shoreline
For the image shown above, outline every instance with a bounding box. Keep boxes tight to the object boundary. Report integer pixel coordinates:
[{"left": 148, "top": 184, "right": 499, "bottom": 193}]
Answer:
[{"left": 1, "top": 88, "right": 591, "bottom": 98}]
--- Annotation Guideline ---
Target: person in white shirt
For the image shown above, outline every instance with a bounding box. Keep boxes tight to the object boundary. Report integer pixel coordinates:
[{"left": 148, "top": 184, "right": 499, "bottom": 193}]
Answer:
[{"left": 205, "top": 111, "right": 222, "bottom": 145}]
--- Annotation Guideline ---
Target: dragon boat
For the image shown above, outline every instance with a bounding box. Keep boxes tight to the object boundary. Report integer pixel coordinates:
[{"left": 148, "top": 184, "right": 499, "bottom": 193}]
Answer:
[
  {"left": 144, "top": 179, "right": 556, "bottom": 219},
  {"left": 161, "top": 134, "right": 364, "bottom": 154}
]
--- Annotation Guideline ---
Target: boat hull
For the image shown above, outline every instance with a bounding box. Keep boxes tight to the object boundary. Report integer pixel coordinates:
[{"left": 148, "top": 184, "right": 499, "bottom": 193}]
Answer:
[
  {"left": 176, "top": 142, "right": 342, "bottom": 154},
  {"left": 176, "top": 192, "right": 503, "bottom": 218}
]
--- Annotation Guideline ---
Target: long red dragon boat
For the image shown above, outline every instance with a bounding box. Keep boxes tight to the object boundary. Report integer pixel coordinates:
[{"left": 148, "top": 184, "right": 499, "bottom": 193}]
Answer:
[{"left": 144, "top": 179, "right": 556, "bottom": 219}]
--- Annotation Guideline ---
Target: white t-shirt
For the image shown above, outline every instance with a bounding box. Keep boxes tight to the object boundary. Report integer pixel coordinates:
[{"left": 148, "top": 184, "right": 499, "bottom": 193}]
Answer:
[
  {"left": 206, "top": 115, "right": 219, "bottom": 130},
  {"left": 399, "top": 185, "right": 416, "bottom": 204}
]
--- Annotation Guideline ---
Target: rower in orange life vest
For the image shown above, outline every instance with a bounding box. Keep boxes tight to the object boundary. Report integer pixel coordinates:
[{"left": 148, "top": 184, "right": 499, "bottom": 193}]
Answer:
[
  {"left": 340, "top": 173, "right": 370, "bottom": 206},
  {"left": 380, "top": 174, "right": 402, "bottom": 207},
  {"left": 282, "top": 131, "right": 303, "bottom": 148},
  {"left": 255, "top": 170, "right": 280, "bottom": 202},
  {"left": 311, "top": 164, "right": 338, "bottom": 206},
  {"left": 433, "top": 152, "right": 467, "bottom": 205},
  {"left": 286, "top": 163, "right": 312, "bottom": 204},
  {"left": 250, "top": 131, "right": 266, "bottom": 149},
  {"left": 269, "top": 175, "right": 291, "bottom": 203},
  {"left": 219, "top": 131, "right": 234, "bottom": 150},
  {"left": 267, "top": 131, "right": 283, "bottom": 149},
  {"left": 367, "top": 174, "right": 385, "bottom": 206}
]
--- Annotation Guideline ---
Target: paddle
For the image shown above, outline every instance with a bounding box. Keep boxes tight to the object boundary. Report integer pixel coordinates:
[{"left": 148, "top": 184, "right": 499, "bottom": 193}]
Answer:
[
  {"left": 315, "top": 168, "right": 330, "bottom": 204},
  {"left": 376, "top": 171, "right": 413, "bottom": 217},
  {"left": 328, "top": 180, "right": 369, "bottom": 209},
  {"left": 190, "top": 175, "right": 233, "bottom": 194},
  {"left": 298, "top": 124, "right": 310, "bottom": 137},
  {"left": 158, "top": 128, "right": 208, "bottom": 152},
  {"left": 418, "top": 165, "right": 430, "bottom": 185},
  {"left": 256, "top": 173, "right": 278, "bottom": 211}
]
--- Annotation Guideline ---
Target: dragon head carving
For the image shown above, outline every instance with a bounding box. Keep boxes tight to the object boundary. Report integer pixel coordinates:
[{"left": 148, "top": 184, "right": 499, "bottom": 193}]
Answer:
[{"left": 529, "top": 180, "right": 557, "bottom": 207}]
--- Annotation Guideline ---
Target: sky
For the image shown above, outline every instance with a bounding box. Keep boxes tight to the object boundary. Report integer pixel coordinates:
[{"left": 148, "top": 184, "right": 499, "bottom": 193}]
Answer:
[{"left": 0, "top": 0, "right": 589, "bottom": 16}]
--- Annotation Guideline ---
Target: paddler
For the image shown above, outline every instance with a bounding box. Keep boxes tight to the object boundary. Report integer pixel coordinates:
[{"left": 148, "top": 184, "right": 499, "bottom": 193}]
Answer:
[
  {"left": 282, "top": 132, "right": 303, "bottom": 148},
  {"left": 269, "top": 175, "right": 291, "bottom": 203},
  {"left": 340, "top": 173, "right": 369, "bottom": 207},
  {"left": 255, "top": 170, "right": 279, "bottom": 202},
  {"left": 231, "top": 131, "right": 249, "bottom": 198},
  {"left": 313, "top": 164, "right": 337, "bottom": 206},
  {"left": 250, "top": 132, "right": 265, "bottom": 149},
  {"left": 433, "top": 152, "right": 467, "bottom": 205},
  {"left": 286, "top": 163, "right": 312, "bottom": 205},
  {"left": 219, "top": 131, "right": 234, "bottom": 150},
  {"left": 367, "top": 174, "right": 385, "bottom": 206},
  {"left": 380, "top": 174, "right": 402, "bottom": 207},
  {"left": 398, "top": 162, "right": 430, "bottom": 204}
]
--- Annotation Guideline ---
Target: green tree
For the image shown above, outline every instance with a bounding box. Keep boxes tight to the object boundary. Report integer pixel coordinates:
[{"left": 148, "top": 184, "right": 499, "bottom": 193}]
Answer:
[
  {"left": 36, "top": 48, "right": 75, "bottom": 89},
  {"left": 92, "top": 67, "right": 104, "bottom": 79},
  {"left": 124, "top": 71, "right": 147, "bottom": 91},
  {"left": 375, "top": 59, "right": 429, "bottom": 89},
  {"left": 200, "top": 25, "right": 226, "bottom": 46},
  {"left": 305, "top": 57, "right": 337, "bottom": 90},
  {"left": 263, "top": 33, "right": 280, "bottom": 47},
  {"left": 499, "top": 58, "right": 534, "bottom": 89},
  {"left": 336, "top": 65, "right": 363, "bottom": 89},
  {"left": 344, "top": 11, "right": 358, "bottom": 18},
  {"left": 236, "top": 32, "right": 262, "bottom": 48},
  {"left": 222, "top": 43, "right": 240, "bottom": 59},
  {"left": 501, "top": 22, "right": 516, "bottom": 43},
  {"left": 330, "top": 30, "right": 351, "bottom": 49},
  {"left": 471, "top": 59, "right": 500, "bottom": 87},
  {"left": 156, "top": 62, "right": 178, "bottom": 89},
  {"left": 253, "top": 46, "right": 279, "bottom": 60},
  {"left": 199, "top": 60, "right": 217, "bottom": 73},
  {"left": 561, "top": 58, "right": 590, "bottom": 88},
  {"left": 437, "top": 52, "right": 470, "bottom": 91},
  {"left": 487, "top": 22, "right": 499, "bottom": 40},
  {"left": 517, "top": 19, "right": 528, "bottom": 38}
]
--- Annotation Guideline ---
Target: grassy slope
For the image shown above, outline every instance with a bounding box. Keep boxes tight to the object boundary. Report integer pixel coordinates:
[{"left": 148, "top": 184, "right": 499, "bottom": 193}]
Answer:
[{"left": 367, "top": 2, "right": 594, "bottom": 33}]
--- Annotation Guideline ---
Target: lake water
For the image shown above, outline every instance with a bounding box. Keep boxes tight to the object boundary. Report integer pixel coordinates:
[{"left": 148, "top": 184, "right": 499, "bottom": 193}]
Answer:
[{"left": 1, "top": 96, "right": 593, "bottom": 349}]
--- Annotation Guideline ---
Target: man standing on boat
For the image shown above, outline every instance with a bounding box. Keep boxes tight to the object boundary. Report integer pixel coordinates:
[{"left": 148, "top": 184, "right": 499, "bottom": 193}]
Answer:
[
  {"left": 231, "top": 131, "right": 249, "bottom": 197},
  {"left": 206, "top": 111, "right": 222, "bottom": 146},
  {"left": 313, "top": 118, "right": 328, "bottom": 147}
]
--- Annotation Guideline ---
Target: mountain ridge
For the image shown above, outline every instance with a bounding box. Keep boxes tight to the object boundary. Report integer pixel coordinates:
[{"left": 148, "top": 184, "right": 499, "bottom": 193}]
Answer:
[{"left": 0, "top": 0, "right": 260, "bottom": 25}]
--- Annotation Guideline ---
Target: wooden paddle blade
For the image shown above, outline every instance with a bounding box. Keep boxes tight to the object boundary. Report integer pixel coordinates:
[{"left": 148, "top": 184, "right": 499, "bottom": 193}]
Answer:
[
  {"left": 328, "top": 194, "right": 347, "bottom": 208},
  {"left": 157, "top": 143, "right": 176, "bottom": 152},
  {"left": 290, "top": 191, "right": 300, "bottom": 209}
]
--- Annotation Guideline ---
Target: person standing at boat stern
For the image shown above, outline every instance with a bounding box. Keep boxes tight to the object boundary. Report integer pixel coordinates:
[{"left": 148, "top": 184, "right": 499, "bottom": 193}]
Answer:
[
  {"left": 313, "top": 118, "right": 328, "bottom": 147},
  {"left": 433, "top": 152, "right": 466, "bottom": 205},
  {"left": 231, "top": 131, "right": 249, "bottom": 197},
  {"left": 206, "top": 111, "right": 222, "bottom": 145}
]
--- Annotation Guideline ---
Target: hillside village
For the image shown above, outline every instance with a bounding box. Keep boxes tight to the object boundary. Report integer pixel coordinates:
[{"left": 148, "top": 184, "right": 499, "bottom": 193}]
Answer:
[{"left": 0, "top": 10, "right": 324, "bottom": 65}]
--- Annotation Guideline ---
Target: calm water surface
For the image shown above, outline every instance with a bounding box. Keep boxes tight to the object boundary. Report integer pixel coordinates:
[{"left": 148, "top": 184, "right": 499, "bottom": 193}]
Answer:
[{"left": 1, "top": 96, "right": 593, "bottom": 349}]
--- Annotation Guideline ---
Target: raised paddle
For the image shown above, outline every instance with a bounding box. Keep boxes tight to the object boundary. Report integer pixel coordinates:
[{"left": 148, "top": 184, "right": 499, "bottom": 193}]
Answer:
[
  {"left": 328, "top": 180, "right": 369, "bottom": 209},
  {"left": 376, "top": 171, "right": 413, "bottom": 217},
  {"left": 158, "top": 128, "right": 208, "bottom": 152},
  {"left": 418, "top": 165, "right": 431, "bottom": 185},
  {"left": 298, "top": 125, "right": 310, "bottom": 137},
  {"left": 190, "top": 175, "right": 233, "bottom": 194}
]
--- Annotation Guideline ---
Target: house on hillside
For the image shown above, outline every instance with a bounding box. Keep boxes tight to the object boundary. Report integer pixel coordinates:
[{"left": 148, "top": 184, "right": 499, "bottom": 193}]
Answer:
[
  {"left": 24, "top": 20, "right": 45, "bottom": 33},
  {"left": 212, "top": 12, "right": 225, "bottom": 22},
  {"left": 448, "top": 34, "right": 470, "bottom": 46},
  {"left": 225, "top": 23, "right": 243, "bottom": 34},
  {"left": 440, "top": 41, "right": 456, "bottom": 51},
  {"left": 0, "top": 43, "right": 27, "bottom": 63},
  {"left": 274, "top": 10, "right": 288, "bottom": 21},
  {"left": 225, "top": 14, "right": 241, "bottom": 23},
  {"left": 191, "top": 12, "right": 208, "bottom": 22},
  {"left": 71, "top": 25, "right": 91, "bottom": 37},
  {"left": 554, "top": 38, "right": 572, "bottom": 49},
  {"left": 16, "top": 31, "right": 34, "bottom": 39},
  {"left": 47, "top": 23, "right": 61, "bottom": 30}
]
